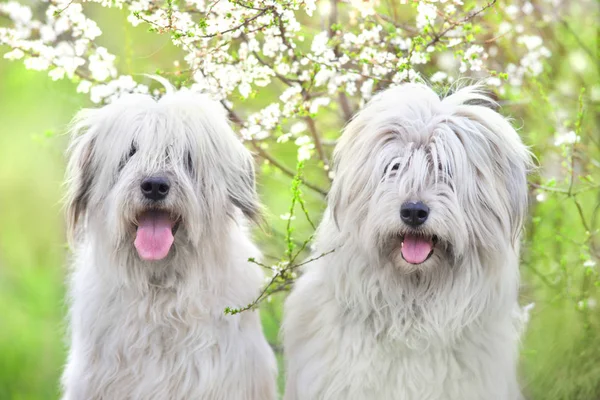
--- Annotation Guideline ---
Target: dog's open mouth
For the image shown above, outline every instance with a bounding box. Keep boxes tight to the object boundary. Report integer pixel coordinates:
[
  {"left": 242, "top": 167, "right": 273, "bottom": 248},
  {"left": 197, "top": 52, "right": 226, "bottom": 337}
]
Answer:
[
  {"left": 400, "top": 234, "right": 438, "bottom": 265},
  {"left": 134, "top": 210, "right": 180, "bottom": 261}
]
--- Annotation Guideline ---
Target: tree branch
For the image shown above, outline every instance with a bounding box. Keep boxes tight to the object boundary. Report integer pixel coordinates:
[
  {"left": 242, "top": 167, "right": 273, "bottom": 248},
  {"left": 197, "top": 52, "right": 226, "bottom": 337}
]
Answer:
[
  {"left": 427, "top": 0, "right": 498, "bottom": 48},
  {"left": 220, "top": 100, "right": 328, "bottom": 196},
  {"left": 305, "top": 115, "right": 330, "bottom": 173},
  {"left": 328, "top": 0, "right": 354, "bottom": 122}
]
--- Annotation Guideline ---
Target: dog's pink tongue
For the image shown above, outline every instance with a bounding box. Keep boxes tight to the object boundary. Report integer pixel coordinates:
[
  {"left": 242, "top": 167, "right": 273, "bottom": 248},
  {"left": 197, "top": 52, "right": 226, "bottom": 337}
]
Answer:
[
  {"left": 134, "top": 211, "right": 174, "bottom": 261},
  {"left": 401, "top": 234, "right": 433, "bottom": 264}
]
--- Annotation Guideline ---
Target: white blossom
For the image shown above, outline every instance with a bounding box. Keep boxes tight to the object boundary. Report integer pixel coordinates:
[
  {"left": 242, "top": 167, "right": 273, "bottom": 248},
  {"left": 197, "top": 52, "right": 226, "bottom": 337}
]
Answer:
[
  {"left": 0, "top": 0, "right": 554, "bottom": 168},
  {"left": 76, "top": 80, "right": 92, "bottom": 94},
  {"left": 24, "top": 57, "right": 51, "bottom": 71},
  {"left": 522, "top": 2, "right": 534, "bottom": 14},
  {"left": 554, "top": 130, "right": 580, "bottom": 146},
  {"left": 89, "top": 75, "right": 149, "bottom": 104},
  {"left": 309, "top": 97, "right": 330, "bottom": 114},
  {"left": 279, "top": 213, "right": 296, "bottom": 221},
  {"left": 430, "top": 71, "right": 448, "bottom": 83},
  {"left": 505, "top": 4, "right": 520, "bottom": 18},
  {"left": 522, "top": 303, "right": 535, "bottom": 325},
  {"left": 460, "top": 45, "right": 485, "bottom": 73},
  {"left": 569, "top": 50, "right": 589, "bottom": 73},
  {"left": 3, "top": 48, "right": 24, "bottom": 60},
  {"left": 416, "top": 2, "right": 438, "bottom": 30},
  {"left": 304, "top": 0, "right": 316, "bottom": 16},
  {"left": 295, "top": 135, "right": 314, "bottom": 161},
  {"left": 536, "top": 192, "right": 547, "bottom": 202},
  {"left": 291, "top": 122, "right": 307, "bottom": 134}
]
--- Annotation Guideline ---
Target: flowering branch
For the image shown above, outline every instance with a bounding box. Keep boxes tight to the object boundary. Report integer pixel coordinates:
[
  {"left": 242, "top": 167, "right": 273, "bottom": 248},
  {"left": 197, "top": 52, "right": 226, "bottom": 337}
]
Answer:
[
  {"left": 225, "top": 161, "right": 333, "bottom": 314},
  {"left": 1, "top": 0, "right": 580, "bottom": 312}
]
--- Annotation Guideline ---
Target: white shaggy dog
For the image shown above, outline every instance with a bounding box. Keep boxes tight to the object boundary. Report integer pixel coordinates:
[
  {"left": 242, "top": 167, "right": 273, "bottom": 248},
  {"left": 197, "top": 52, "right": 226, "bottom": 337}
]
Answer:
[
  {"left": 283, "top": 83, "right": 532, "bottom": 400},
  {"left": 61, "top": 87, "right": 277, "bottom": 400}
]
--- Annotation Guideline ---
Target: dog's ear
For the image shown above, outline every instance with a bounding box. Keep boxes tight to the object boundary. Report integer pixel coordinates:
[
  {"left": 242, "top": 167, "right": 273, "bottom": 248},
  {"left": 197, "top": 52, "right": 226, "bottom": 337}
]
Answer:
[
  {"left": 449, "top": 87, "right": 533, "bottom": 243},
  {"left": 227, "top": 149, "right": 262, "bottom": 225},
  {"left": 474, "top": 111, "right": 533, "bottom": 242},
  {"left": 65, "top": 111, "right": 97, "bottom": 243},
  {"left": 328, "top": 177, "right": 344, "bottom": 230},
  {"left": 502, "top": 140, "right": 533, "bottom": 242}
]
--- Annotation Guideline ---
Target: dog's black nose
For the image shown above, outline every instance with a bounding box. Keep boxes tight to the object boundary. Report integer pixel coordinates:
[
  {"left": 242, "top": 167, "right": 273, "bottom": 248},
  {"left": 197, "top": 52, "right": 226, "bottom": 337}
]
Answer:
[
  {"left": 141, "top": 177, "right": 170, "bottom": 201},
  {"left": 400, "top": 201, "right": 429, "bottom": 227}
]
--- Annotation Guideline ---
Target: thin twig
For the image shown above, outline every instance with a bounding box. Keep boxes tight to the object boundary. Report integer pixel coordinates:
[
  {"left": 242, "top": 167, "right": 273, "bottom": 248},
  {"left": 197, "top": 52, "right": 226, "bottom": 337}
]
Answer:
[
  {"left": 526, "top": 263, "right": 560, "bottom": 290},
  {"left": 559, "top": 18, "right": 596, "bottom": 62},
  {"left": 293, "top": 249, "right": 335, "bottom": 269},
  {"left": 198, "top": 6, "right": 274, "bottom": 38},
  {"left": 305, "top": 115, "right": 330, "bottom": 172},
  {"left": 427, "top": 0, "right": 498, "bottom": 48},
  {"left": 328, "top": 0, "right": 354, "bottom": 121},
  {"left": 374, "top": 12, "right": 417, "bottom": 34}
]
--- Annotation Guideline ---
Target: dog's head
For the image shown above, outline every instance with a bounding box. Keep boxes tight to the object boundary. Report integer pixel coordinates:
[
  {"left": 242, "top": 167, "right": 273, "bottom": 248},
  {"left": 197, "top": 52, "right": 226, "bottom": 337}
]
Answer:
[
  {"left": 65, "top": 89, "right": 259, "bottom": 262},
  {"left": 329, "top": 83, "right": 532, "bottom": 273}
]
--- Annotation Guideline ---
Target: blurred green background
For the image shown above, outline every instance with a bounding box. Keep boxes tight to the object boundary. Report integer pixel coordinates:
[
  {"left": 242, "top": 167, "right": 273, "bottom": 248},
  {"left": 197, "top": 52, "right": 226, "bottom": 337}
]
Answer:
[{"left": 0, "top": 1, "right": 599, "bottom": 399}]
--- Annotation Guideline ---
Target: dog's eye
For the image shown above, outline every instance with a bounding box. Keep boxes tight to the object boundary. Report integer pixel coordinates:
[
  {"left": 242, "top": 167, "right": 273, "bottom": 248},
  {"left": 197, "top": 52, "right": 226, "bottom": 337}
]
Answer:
[
  {"left": 438, "top": 163, "right": 452, "bottom": 179},
  {"left": 186, "top": 152, "right": 195, "bottom": 174},
  {"left": 384, "top": 162, "right": 401, "bottom": 176},
  {"left": 118, "top": 145, "right": 137, "bottom": 172}
]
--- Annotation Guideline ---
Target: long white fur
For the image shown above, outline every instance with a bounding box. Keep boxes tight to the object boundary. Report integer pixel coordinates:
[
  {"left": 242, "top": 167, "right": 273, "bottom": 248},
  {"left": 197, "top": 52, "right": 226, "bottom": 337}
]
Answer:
[
  {"left": 283, "top": 83, "right": 532, "bottom": 400},
  {"left": 61, "top": 88, "right": 277, "bottom": 399}
]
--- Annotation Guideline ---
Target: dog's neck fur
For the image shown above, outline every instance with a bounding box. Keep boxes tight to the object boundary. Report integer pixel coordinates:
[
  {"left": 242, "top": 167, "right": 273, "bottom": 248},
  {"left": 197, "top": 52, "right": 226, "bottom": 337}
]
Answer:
[{"left": 315, "top": 219, "right": 519, "bottom": 348}]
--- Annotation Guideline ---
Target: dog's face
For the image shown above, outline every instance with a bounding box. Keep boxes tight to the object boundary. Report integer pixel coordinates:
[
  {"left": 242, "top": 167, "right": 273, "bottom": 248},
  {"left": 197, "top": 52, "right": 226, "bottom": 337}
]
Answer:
[
  {"left": 65, "top": 91, "right": 259, "bottom": 262},
  {"left": 329, "top": 83, "right": 532, "bottom": 273}
]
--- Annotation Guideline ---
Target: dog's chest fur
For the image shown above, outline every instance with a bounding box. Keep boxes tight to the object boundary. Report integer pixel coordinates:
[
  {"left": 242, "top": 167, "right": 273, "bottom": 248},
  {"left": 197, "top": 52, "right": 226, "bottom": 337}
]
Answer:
[
  {"left": 284, "top": 255, "right": 522, "bottom": 400},
  {"left": 63, "top": 240, "right": 276, "bottom": 400},
  {"left": 294, "top": 314, "right": 517, "bottom": 400}
]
